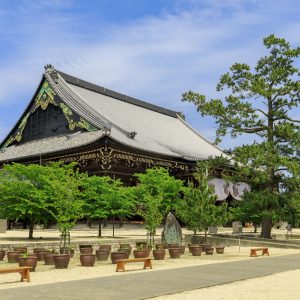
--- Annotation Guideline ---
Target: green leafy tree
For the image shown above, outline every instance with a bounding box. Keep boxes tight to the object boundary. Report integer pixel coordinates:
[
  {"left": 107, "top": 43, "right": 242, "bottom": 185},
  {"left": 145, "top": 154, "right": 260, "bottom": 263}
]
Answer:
[
  {"left": 106, "top": 179, "right": 136, "bottom": 237},
  {"left": 182, "top": 35, "right": 300, "bottom": 238},
  {"left": 134, "top": 167, "right": 184, "bottom": 216},
  {"left": 81, "top": 176, "right": 112, "bottom": 237},
  {"left": 281, "top": 175, "right": 300, "bottom": 227},
  {"left": 0, "top": 163, "right": 53, "bottom": 239},
  {"left": 45, "top": 163, "right": 84, "bottom": 252},
  {"left": 176, "top": 164, "right": 229, "bottom": 242},
  {"left": 133, "top": 167, "right": 184, "bottom": 244},
  {"left": 137, "top": 193, "right": 164, "bottom": 246},
  {"left": 232, "top": 190, "right": 280, "bottom": 233}
]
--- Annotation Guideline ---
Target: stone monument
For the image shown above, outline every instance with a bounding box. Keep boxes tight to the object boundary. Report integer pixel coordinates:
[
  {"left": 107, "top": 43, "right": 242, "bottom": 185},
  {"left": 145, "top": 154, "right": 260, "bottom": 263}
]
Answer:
[
  {"left": 0, "top": 219, "right": 7, "bottom": 233},
  {"left": 162, "top": 212, "right": 182, "bottom": 245}
]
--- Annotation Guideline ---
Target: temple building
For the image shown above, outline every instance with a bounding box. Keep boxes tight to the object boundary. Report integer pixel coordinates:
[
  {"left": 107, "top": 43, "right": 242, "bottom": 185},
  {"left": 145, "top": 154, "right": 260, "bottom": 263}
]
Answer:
[{"left": 0, "top": 65, "right": 226, "bottom": 186}]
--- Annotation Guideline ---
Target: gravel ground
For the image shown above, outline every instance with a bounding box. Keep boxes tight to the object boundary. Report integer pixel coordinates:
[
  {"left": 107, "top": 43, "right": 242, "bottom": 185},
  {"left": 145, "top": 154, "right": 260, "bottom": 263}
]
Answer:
[{"left": 0, "top": 245, "right": 299, "bottom": 291}]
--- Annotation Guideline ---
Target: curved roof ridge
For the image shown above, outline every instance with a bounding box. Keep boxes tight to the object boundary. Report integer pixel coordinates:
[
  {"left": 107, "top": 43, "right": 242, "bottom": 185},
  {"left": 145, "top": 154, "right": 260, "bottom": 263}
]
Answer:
[
  {"left": 56, "top": 69, "right": 180, "bottom": 118},
  {"left": 45, "top": 67, "right": 137, "bottom": 139}
]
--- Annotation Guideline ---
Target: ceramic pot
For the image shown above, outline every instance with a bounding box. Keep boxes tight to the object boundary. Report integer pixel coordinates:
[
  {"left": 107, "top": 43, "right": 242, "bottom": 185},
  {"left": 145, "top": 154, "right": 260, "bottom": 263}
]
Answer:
[
  {"left": 98, "top": 245, "right": 111, "bottom": 252},
  {"left": 80, "top": 247, "right": 93, "bottom": 254},
  {"left": 53, "top": 254, "right": 70, "bottom": 269},
  {"left": 35, "top": 250, "right": 49, "bottom": 261},
  {"left": 0, "top": 250, "right": 5, "bottom": 261},
  {"left": 96, "top": 250, "right": 110, "bottom": 261},
  {"left": 205, "top": 247, "right": 214, "bottom": 255},
  {"left": 13, "top": 247, "right": 27, "bottom": 253},
  {"left": 80, "top": 254, "right": 96, "bottom": 267},
  {"left": 110, "top": 251, "right": 128, "bottom": 264},
  {"left": 7, "top": 251, "right": 23, "bottom": 263},
  {"left": 19, "top": 256, "right": 38, "bottom": 271},
  {"left": 215, "top": 246, "right": 225, "bottom": 254},
  {"left": 190, "top": 245, "right": 202, "bottom": 256},
  {"left": 168, "top": 248, "right": 181, "bottom": 259},
  {"left": 133, "top": 249, "right": 149, "bottom": 258},
  {"left": 153, "top": 249, "right": 165, "bottom": 260},
  {"left": 44, "top": 252, "right": 55, "bottom": 265}
]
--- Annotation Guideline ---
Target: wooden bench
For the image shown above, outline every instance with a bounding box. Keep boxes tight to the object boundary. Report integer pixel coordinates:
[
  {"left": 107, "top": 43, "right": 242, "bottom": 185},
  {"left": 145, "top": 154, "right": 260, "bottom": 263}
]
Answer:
[
  {"left": 115, "top": 257, "right": 152, "bottom": 272},
  {"left": 250, "top": 247, "right": 269, "bottom": 257},
  {"left": 0, "top": 266, "right": 32, "bottom": 282}
]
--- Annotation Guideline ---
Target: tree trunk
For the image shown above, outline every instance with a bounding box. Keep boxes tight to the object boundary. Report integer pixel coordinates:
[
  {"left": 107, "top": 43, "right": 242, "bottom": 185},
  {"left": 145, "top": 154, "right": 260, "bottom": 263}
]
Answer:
[
  {"left": 87, "top": 217, "right": 92, "bottom": 228},
  {"left": 98, "top": 219, "right": 102, "bottom": 237},
  {"left": 23, "top": 219, "right": 27, "bottom": 229},
  {"left": 254, "top": 223, "right": 257, "bottom": 233},
  {"left": 28, "top": 219, "right": 34, "bottom": 239},
  {"left": 204, "top": 228, "right": 207, "bottom": 244},
  {"left": 119, "top": 217, "right": 124, "bottom": 228},
  {"left": 112, "top": 216, "right": 115, "bottom": 237},
  {"left": 261, "top": 216, "right": 272, "bottom": 239}
]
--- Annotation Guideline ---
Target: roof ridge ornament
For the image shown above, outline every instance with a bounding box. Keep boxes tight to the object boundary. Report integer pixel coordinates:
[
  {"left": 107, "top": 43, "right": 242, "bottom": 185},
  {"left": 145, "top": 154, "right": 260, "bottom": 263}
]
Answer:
[
  {"left": 44, "top": 64, "right": 58, "bottom": 83},
  {"left": 127, "top": 131, "right": 137, "bottom": 139}
]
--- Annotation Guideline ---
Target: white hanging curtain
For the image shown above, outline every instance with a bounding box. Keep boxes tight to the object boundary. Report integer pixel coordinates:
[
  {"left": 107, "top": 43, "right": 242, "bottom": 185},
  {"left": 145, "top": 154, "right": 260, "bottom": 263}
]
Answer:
[
  {"left": 229, "top": 182, "right": 251, "bottom": 200},
  {"left": 208, "top": 178, "right": 230, "bottom": 201}
]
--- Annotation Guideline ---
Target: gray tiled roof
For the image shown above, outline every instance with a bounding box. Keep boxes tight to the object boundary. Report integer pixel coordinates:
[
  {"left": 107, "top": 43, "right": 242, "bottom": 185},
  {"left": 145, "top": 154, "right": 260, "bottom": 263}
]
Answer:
[
  {"left": 0, "top": 131, "right": 105, "bottom": 162},
  {"left": 0, "top": 66, "right": 225, "bottom": 162}
]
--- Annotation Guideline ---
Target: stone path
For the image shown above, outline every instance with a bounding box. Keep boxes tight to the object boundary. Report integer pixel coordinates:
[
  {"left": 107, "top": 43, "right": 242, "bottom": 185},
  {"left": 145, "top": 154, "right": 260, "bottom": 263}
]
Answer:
[{"left": 1, "top": 253, "right": 300, "bottom": 300}]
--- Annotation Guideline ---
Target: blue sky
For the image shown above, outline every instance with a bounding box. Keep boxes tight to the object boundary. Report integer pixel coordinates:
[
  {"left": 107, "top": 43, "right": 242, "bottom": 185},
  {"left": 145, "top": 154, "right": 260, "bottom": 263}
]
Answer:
[{"left": 0, "top": 0, "right": 300, "bottom": 150}]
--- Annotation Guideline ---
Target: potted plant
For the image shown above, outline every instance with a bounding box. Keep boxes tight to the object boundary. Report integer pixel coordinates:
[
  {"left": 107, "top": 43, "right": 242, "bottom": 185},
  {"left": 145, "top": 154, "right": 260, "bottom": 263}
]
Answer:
[
  {"left": 0, "top": 249, "right": 5, "bottom": 261},
  {"left": 59, "top": 246, "right": 75, "bottom": 257},
  {"left": 119, "top": 244, "right": 132, "bottom": 256},
  {"left": 14, "top": 247, "right": 28, "bottom": 253},
  {"left": 7, "top": 249, "right": 23, "bottom": 263},
  {"left": 205, "top": 247, "right": 214, "bottom": 255},
  {"left": 190, "top": 245, "right": 202, "bottom": 256},
  {"left": 96, "top": 249, "right": 110, "bottom": 261},
  {"left": 111, "top": 251, "right": 128, "bottom": 263},
  {"left": 168, "top": 248, "right": 181, "bottom": 258},
  {"left": 79, "top": 245, "right": 93, "bottom": 254},
  {"left": 155, "top": 243, "right": 168, "bottom": 250},
  {"left": 46, "top": 163, "right": 85, "bottom": 269},
  {"left": 152, "top": 245, "right": 165, "bottom": 260},
  {"left": 80, "top": 253, "right": 96, "bottom": 267},
  {"left": 18, "top": 252, "right": 38, "bottom": 271},
  {"left": 175, "top": 165, "right": 229, "bottom": 244},
  {"left": 44, "top": 248, "right": 57, "bottom": 265},
  {"left": 98, "top": 244, "right": 112, "bottom": 252},
  {"left": 133, "top": 243, "right": 150, "bottom": 258},
  {"left": 215, "top": 245, "right": 225, "bottom": 254},
  {"left": 34, "top": 249, "right": 49, "bottom": 261}
]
